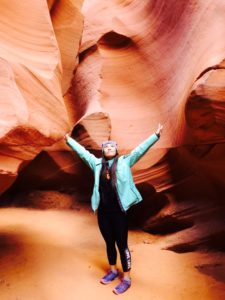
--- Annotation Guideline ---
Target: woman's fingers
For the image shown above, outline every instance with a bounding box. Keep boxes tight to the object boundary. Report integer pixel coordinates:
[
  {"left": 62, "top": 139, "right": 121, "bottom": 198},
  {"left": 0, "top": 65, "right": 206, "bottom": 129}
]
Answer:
[{"left": 64, "top": 133, "right": 70, "bottom": 140}]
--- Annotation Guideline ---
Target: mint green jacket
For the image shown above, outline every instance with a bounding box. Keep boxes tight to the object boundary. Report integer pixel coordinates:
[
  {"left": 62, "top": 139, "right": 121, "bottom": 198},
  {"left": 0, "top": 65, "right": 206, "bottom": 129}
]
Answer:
[{"left": 66, "top": 133, "right": 159, "bottom": 212}]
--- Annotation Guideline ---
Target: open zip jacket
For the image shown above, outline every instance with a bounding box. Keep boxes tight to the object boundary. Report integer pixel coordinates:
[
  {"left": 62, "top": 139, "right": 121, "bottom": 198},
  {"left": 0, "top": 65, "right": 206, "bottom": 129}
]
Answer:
[{"left": 66, "top": 133, "right": 159, "bottom": 212}]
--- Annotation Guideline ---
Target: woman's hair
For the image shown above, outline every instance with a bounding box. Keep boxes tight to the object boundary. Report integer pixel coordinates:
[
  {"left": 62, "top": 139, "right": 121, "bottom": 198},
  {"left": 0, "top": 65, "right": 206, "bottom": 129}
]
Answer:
[
  {"left": 101, "top": 155, "right": 119, "bottom": 185},
  {"left": 101, "top": 140, "right": 119, "bottom": 184}
]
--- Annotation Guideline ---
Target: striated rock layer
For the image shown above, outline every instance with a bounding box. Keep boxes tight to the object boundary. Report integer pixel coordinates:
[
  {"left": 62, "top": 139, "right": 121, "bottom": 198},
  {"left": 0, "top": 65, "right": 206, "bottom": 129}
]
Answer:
[
  {"left": 0, "top": 0, "right": 84, "bottom": 193},
  {"left": 1, "top": 0, "right": 225, "bottom": 252}
]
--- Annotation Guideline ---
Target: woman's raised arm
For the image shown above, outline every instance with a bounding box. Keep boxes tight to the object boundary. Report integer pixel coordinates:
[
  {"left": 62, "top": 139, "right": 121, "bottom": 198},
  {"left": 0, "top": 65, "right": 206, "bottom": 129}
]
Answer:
[
  {"left": 127, "top": 123, "right": 163, "bottom": 167},
  {"left": 65, "top": 133, "right": 98, "bottom": 170}
]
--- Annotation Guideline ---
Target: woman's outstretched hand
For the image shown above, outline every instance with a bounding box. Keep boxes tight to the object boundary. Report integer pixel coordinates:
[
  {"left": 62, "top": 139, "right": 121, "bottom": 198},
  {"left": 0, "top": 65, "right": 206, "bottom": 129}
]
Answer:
[
  {"left": 156, "top": 123, "right": 163, "bottom": 136},
  {"left": 64, "top": 133, "right": 70, "bottom": 140}
]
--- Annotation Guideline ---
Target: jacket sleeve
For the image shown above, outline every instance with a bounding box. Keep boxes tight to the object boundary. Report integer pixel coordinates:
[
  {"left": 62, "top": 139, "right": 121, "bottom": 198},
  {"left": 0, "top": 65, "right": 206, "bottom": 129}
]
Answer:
[
  {"left": 127, "top": 133, "right": 159, "bottom": 167},
  {"left": 66, "top": 136, "right": 98, "bottom": 170}
]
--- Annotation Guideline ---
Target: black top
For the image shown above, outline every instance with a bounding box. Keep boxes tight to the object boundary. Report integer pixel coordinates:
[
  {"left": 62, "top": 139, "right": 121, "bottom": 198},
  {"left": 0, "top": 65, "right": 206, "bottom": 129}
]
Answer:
[{"left": 98, "top": 161, "right": 121, "bottom": 213}]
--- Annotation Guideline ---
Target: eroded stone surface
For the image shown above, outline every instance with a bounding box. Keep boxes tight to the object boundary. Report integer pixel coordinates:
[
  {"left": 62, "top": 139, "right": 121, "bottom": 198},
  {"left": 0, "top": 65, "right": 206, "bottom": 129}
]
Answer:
[{"left": 1, "top": 0, "right": 225, "bottom": 252}]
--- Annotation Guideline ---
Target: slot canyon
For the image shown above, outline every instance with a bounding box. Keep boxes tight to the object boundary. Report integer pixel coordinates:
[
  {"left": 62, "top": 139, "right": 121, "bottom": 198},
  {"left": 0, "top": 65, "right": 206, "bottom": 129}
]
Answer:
[{"left": 0, "top": 0, "right": 225, "bottom": 299}]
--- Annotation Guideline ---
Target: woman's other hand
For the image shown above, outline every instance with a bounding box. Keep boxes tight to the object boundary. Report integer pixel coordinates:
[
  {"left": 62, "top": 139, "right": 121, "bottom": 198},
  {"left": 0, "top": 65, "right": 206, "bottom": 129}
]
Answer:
[
  {"left": 64, "top": 133, "right": 70, "bottom": 140},
  {"left": 155, "top": 123, "right": 163, "bottom": 136}
]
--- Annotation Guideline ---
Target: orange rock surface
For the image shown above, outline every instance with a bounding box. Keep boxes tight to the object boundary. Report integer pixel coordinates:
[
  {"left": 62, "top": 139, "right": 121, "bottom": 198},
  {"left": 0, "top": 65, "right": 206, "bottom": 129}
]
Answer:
[
  {"left": 0, "top": 0, "right": 225, "bottom": 254},
  {"left": 0, "top": 0, "right": 82, "bottom": 192},
  {"left": 0, "top": 1, "right": 225, "bottom": 299}
]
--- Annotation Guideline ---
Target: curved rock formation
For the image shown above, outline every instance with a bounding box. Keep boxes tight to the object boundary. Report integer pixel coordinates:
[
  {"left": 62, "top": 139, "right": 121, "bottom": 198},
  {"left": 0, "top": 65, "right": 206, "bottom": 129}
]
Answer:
[
  {"left": 0, "top": 0, "right": 225, "bottom": 253},
  {"left": 0, "top": 0, "right": 82, "bottom": 193}
]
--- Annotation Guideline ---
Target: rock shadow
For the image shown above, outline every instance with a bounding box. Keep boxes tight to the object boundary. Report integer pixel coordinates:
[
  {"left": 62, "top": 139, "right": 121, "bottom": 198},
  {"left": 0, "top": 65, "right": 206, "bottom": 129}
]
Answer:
[
  {"left": 166, "top": 230, "right": 225, "bottom": 253},
  {"left": 195, "top": 263, "right": 225, "bottom": 283},
  {"left": 127, "top": 182, "right": 169, "bottom": 229}
]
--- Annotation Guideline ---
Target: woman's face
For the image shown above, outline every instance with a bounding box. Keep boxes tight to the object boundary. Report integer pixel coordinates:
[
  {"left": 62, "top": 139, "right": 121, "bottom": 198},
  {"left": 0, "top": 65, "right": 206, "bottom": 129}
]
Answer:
[{"left": 103, "top": 144, "right": 117, "bottom": 159}]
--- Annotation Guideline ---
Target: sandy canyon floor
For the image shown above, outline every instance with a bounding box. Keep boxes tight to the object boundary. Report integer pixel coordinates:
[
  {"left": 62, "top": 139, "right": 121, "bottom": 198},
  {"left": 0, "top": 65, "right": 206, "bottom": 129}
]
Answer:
[{"left": 0, "top": 206, "right": 224, "bottom": 300}]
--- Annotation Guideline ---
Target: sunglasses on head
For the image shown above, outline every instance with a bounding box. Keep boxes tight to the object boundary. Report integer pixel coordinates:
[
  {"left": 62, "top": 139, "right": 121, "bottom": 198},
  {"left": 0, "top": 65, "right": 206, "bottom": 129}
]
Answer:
[{"left": 101, "top": 140, "right": 117, "bottom": 148}]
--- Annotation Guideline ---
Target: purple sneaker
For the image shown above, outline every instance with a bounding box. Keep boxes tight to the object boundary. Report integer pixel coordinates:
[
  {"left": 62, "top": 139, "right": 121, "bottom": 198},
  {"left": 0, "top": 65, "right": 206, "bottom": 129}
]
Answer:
[
  {"left": 113, "top": 278, "right": 131, "bottom": 294},
  {"left": 100, "top": 270, "right": 119, "bottom": 284}
]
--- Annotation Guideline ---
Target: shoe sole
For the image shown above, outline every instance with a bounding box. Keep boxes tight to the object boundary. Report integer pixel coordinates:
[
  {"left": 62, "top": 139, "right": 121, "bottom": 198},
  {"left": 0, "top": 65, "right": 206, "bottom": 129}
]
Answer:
[
  {"left": 113, "top": 284, "right": 131, "bottom": 294},
  {"left": 113, "top": 288, "right": 130, "bottom": 295},
  {"left": 100, "top": 275, "right": 119, "bottom": 285}
]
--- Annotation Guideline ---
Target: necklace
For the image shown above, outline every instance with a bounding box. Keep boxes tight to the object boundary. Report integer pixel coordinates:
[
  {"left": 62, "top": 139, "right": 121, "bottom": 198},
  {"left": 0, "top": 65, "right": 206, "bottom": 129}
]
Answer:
[{"left": 106, "top": 168, "right": 110, "bottom": 180}]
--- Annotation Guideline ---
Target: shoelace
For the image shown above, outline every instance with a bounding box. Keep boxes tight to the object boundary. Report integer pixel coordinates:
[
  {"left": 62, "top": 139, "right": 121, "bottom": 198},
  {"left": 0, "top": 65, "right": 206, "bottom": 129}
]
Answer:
[
  {"left": 117, "top": 280, "right": 130, "bottom": 291},
  {"left": 104, "top": 271, "right": 117, "bottom": 279}
]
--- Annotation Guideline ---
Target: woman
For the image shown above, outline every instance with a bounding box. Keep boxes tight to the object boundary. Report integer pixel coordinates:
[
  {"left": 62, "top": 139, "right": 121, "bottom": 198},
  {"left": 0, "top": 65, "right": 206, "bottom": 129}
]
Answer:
[{"left": 65, "top": 123, "right": 163, "bottom": 294}]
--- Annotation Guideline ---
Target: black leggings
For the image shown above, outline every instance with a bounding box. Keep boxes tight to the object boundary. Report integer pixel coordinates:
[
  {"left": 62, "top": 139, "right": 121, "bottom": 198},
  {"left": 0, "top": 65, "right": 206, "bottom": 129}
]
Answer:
[{"left": 97, "top": 209, "right": 131, "bottom": 272}]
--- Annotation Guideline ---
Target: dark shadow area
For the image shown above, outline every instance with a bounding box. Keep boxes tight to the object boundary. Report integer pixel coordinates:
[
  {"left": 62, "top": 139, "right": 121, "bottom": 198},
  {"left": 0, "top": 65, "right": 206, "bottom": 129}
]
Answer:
[
  {"left": 144, "top": 215, "right": 194, "bottom": 235},
  {"left": 71, "top": 112, "right": 111, "bottom": 152},
  {"left": 195, "top": 263, "right": 225, "bottom": 283},
  {"left": 79, "top": 45, "right": 98, "bottom": 63},
  {"left": 0, "top": 150, "right": 94, "bottom": 208},
  {"left": 166, "top": 230, "right": 225, "bottom": 254},
  {"left": 185, "top": 94, "right": 225, "bottom": 143},
  {"left": 128, "top": 182, "right": 169, "bottom": 229},
  {"left": 98, "top": 31, "right": 132, "bottom": 49},
  {"left": 71, "top": 123, "right": 103, "bottom": 153},
  {"left": 201, "top": 231, "right": 225, "bottom": 252},
  {"left": 166, "top": 243, "right": 198, "bottom": 253},
  {"left": 0, "top": 230, "right": 32, "bottom": 291},
  {"left": 0, "top": 232, "right": 25, "bottom": 258}
]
